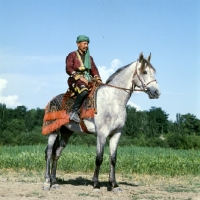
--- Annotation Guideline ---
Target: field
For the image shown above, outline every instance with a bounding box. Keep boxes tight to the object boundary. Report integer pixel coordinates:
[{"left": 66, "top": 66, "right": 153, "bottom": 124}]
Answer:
[{"left": 0, "top": 145, "right": 200, "bottom": 199}]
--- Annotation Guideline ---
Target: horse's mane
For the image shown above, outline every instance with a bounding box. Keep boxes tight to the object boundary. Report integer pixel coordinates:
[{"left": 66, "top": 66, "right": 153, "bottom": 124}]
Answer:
[
  {"left": 106, "top": 63, "right": 131, "bottom": 84},
  {"left": 105, "top": 59, "right": 156, "bottom": 84}
]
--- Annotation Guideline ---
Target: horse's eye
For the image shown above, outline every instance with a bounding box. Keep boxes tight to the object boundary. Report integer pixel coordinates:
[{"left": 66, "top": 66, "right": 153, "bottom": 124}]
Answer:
[{"left": 143, "top": 70, "right": 147, "bottom": 74}]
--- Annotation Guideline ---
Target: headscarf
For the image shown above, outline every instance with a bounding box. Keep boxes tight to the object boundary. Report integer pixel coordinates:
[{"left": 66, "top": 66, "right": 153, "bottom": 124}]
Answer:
[
  {"left": 76, "top": 35, "right": 90, "bottom": 43},
  {"left": 76, "top": 35, "right": 91, "bottom": 70}
]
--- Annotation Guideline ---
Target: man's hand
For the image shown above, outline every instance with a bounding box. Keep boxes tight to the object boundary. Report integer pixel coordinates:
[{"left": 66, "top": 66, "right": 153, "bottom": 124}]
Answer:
[
  {"left": 94, "top": 76, "right": 102, "bottom": 84},
  {"left": 96, "top": 79, "right": 102, "bottom": 84}
]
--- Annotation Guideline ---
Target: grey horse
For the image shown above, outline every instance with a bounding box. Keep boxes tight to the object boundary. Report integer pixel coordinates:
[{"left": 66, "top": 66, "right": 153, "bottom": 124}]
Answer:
[{"left": 43, "top": 53, "right": 160, "bottom": 191}]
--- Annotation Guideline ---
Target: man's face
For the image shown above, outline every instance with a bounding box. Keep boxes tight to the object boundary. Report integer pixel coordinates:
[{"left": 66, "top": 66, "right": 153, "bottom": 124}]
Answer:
[{"left": 77, "top": 41, "right": 88, "bottom": 53}]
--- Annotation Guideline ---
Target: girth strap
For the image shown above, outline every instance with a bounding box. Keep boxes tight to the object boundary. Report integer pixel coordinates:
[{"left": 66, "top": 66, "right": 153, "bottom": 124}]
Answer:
[{"left": 79, "top": 119, "right": 92, "bottom": 134}]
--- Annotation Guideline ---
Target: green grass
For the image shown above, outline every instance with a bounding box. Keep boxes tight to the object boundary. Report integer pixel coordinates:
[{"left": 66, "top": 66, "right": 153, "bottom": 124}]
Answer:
[{"left": 0, "top": 145, "right": 199, "bottom": 176}]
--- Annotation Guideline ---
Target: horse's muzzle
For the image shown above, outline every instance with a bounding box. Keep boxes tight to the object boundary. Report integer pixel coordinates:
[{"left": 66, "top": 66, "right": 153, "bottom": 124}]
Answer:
[{"left": 146, "top": 87, "right": 161, "bottom": 99}]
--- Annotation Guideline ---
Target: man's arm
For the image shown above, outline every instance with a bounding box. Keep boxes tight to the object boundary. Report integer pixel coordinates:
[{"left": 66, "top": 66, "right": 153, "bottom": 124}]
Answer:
[{"left": 66, "top": 52, "right": 82, "bottom": 80}]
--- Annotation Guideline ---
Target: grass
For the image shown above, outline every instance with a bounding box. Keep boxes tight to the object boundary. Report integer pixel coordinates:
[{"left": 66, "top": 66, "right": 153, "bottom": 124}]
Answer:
[{"left": 0, "top": 144, "right": 199, "bottom": 176}]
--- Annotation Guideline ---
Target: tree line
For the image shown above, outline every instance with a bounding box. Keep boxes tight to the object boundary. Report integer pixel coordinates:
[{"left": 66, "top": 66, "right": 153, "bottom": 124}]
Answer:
[
  {"left": 0, "top": 104, "right": 46, "bottom": 145},
  {"left": 0, "top": 103, "right": 200, "bottom": 149},
  {"left": 122, "top": 106, "right": 200, "bottom": 149}
]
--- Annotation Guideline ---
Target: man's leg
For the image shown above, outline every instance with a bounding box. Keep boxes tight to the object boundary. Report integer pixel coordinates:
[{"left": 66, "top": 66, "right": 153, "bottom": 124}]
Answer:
[{"left": 70, "top": 90, "right": 88, "bottom": 122}]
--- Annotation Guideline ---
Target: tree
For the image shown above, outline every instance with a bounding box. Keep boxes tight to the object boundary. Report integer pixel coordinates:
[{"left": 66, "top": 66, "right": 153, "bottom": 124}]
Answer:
[
  {"left": 0, "top": 103, "right": 7, "bottom": 131},
  {"left": 14, "top": 106, "right": 27, "bottom": 119},
  {"left": 123, "top": 105, "right": 138, "bottom": 136},
  {"left": 174, "top": 113, "right": 183, "bottom": 135},
  {"left": 180, "top": 113, "right": 200, "bottom": 135},
  {"left": 147, "top": 107, "right": 169, "bottom": 136},
  {"left": 32, "top": 108, "right": 44, "bottom": 127}
]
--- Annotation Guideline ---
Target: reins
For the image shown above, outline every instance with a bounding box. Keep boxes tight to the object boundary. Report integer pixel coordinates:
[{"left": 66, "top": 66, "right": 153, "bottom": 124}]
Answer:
[
  {"left": 99, "top": 60, "right": 156, "bottom": 93},
  {"left": 99, "top": 82, "right": 143, "bottom": 92}
]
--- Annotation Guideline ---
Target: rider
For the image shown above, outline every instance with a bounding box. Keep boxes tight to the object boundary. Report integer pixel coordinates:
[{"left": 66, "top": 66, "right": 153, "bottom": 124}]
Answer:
[{"left": 66, "top": 35, "right": 102, "bottom": 123}]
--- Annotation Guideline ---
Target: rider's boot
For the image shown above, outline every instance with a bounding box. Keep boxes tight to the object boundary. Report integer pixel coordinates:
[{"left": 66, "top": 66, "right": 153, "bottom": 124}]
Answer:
[{"left": 69, "top": 90, "right": 88, "bottom": 123}]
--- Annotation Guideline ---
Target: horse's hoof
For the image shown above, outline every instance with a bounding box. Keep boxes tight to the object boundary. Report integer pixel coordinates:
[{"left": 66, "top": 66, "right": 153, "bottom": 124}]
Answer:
[
  {"left": 93, "top": 182, "right": 100, "bottom": 189},
  {"left": 112, "top": 187, "right": 122, "bottom": 193},
  {"left": 43, "top": 183, "right": 51, "bottom": 190},
  {"left": 93, "top": 183, "right": 100, "bottom": 192},
  {"left": 52, "top": 184, "right": 60, "bottom": 189}
]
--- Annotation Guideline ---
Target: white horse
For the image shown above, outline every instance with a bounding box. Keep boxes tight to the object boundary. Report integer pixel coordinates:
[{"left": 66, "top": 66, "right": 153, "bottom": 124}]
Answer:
[{"left": 43, "top": 53, "right": 160, "bottom": 191}]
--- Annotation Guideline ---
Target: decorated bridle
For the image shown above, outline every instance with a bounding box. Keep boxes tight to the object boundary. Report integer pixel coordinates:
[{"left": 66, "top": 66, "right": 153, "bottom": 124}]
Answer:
[
  {"left": 131, "top": 60, "right": 157, "bottom": 92},
  {"left": 100, "top": 60, "right": 157, "bottom": 93}
]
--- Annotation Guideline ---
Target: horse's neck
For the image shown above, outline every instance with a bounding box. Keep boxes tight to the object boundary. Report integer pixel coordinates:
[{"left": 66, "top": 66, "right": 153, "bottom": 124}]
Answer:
[
  {"left": 109, "top": 62, "right": 135, "bottom": 88},
  {"left": 106, "top": 62, "right": 136, "bottom": 106}
]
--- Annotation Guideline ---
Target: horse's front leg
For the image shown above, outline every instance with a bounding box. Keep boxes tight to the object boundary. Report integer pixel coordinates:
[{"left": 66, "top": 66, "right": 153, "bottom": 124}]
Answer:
[
  {"left": 92, "top": 135, "right": 106, "bottom": 190},
  {"left": 43, "top": 133, "right": 58, "bottom": 190},
  {"left": 109, "top": 131, "right": 122, "bottom": 192}
]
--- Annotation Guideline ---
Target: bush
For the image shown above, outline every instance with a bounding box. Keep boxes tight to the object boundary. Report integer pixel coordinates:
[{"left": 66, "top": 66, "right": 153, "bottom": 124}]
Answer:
[
  {"left": 166, "top": 132, "right": 200, "bottom": 150},
  {"left": 146, "top": 137, "right": 169, "bottom": 148},
  {"left": 68, "top": 133, "right": 96, "bottom": 146}
]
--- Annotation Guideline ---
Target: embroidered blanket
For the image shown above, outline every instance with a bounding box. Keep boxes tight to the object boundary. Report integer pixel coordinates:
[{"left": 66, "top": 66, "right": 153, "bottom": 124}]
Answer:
[{"left": 42, "top": 87, "right": 97, "bottom": 135}]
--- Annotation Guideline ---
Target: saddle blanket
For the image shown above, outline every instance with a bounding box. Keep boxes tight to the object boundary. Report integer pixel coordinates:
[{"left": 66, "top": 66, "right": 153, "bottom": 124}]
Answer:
[{"left": 42, "top": 89, "right": 96, "bottom": 135}]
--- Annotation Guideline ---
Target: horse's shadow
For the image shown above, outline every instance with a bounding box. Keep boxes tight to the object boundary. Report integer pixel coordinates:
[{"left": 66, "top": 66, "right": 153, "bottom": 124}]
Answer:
[{"left": 56, "top": 176, "right": 139, "bottom": 189}]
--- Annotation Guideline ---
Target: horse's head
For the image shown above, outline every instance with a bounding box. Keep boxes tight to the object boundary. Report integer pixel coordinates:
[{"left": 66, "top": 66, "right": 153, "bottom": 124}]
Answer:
[{"left": 132, "top": 53, "right": 161, "bottom": 99}]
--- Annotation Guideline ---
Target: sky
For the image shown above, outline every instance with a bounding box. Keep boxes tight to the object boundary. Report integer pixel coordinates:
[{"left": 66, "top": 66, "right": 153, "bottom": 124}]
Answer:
[{"left": 0, "top": 0, "right": 199, "bottom": 121}]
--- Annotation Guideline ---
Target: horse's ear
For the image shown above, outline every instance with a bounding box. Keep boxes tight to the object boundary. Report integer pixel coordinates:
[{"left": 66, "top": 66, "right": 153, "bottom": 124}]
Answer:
[
  {"left": 139, "top": 52, "right": 143, "bottom": 63},
  {"left": 147, "top": 53, "right": 151, "bottom": 62}
]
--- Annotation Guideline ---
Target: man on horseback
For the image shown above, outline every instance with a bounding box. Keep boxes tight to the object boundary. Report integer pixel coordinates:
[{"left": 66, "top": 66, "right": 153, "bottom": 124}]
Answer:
[{"left": 66, "top": 35, "right": 102, "bottom": 123}]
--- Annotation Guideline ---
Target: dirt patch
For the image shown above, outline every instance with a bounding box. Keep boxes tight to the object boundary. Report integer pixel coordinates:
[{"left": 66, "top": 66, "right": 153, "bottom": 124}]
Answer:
[{"left": 0, "top": 170, "right": 199, "bottom": 200}]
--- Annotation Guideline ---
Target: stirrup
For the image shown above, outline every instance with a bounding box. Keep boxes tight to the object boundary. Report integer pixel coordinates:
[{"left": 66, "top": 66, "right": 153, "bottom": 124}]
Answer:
[{"left": 69, "top": 111, "right": 80, "bottom": 123}]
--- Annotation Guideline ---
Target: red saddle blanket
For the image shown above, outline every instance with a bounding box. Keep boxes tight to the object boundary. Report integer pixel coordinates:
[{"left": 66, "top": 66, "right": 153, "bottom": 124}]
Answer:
[{"left": 42, "top": 83, "right": 98, "bottom": 135}]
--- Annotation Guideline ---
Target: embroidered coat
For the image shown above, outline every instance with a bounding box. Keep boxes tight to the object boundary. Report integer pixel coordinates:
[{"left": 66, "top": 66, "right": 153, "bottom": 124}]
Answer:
[
  {"left": 66, "top": 51, "right": 101, "bottom": 80},
  {"left": 66, "top": 51, "right": 101, "bottom": 93}
]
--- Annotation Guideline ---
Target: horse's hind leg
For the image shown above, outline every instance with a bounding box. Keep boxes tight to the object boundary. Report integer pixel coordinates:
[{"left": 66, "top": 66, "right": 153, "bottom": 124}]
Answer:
[
  {"left": 50, "top": 126, "right": 73, "bottom": 189},
  {"left": 43, "top": 132, "right": 58, "bottom": 190}
]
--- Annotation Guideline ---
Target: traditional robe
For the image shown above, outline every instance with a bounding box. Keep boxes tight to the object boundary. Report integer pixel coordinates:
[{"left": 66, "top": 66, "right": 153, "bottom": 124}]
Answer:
[{"left": 66, "top": 51, "right": 101, "bottom": 93}]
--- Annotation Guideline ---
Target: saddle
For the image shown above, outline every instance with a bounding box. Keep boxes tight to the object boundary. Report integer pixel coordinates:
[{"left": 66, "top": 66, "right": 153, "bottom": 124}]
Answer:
[
  {"left": 61, "top": 81, "right": 97, "bottom": 117},
  {"left": 42, "top": 81, "right": 100, "bottom": 135}
]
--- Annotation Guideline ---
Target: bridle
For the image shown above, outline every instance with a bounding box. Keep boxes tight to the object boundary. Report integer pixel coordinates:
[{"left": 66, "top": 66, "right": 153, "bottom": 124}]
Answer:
[
  {"left": 100, "top": 60, "right": 157, "bottom": 93},
  {"left": 132, "top": 60, "right": 157, "bottom": 92}
]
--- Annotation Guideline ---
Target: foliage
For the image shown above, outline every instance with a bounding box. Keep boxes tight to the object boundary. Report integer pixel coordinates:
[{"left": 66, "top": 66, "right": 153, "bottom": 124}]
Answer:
[
  {"left": 0, "top": 103, "right": 6, "bottom": 131},
  {"left": 171, "top": 113, "right": 200, "bottom": 136},
  {"left": 166, "top": 132, "right": 200, "bottom": 150},
  {"left": 0, "top": 104, "right": 45, "bottom": 146},
  {"left": 148, "top": 107, "right": 169, "bottom": 135},
  {"left": 123, "top": 106, "right": 169, "bottom": 138},
  {"left": 0, "top": 103, "right": 200, "bottom": 149},
  {"left": 69, "top": 133, "right": 96, "bottom": 146},
  {"left": 0, "top": 144, "right": 199, "bottom": 176}
]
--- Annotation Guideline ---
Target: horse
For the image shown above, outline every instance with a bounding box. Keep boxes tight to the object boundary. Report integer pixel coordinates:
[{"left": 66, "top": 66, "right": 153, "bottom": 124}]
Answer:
[{"left": 43, "top": 52, "right": 160, "bottom": 191}]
